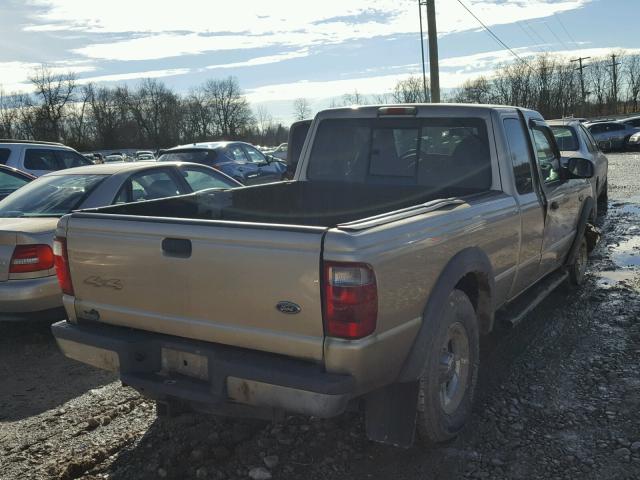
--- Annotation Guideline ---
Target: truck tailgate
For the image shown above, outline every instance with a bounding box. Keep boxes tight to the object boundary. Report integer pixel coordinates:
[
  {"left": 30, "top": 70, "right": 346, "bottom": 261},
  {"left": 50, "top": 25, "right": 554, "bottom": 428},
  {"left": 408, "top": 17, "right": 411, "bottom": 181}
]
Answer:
[{"left": 65, "top": 215, "right": 327, "bottom": 361}]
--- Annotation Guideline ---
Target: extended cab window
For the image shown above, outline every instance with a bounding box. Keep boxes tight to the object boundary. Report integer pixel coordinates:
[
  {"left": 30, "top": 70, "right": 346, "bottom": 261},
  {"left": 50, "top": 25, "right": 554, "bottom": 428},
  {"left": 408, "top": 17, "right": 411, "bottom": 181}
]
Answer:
[
  {"left": 307, "top": 117, "right": 491, "bottom": 192},
  {"left": 531, "top": 127, "right": 560, "bottom": 185},
  {"left": 504, "top": 118, "right": 534, "bottom": 194}
]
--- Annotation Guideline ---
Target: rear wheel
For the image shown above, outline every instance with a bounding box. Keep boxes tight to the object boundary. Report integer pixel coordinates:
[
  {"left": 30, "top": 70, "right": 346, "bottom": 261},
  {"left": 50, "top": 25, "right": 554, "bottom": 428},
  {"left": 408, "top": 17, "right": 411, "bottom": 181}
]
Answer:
[
  {"left": 568, "top": 236, "right": 588, "bottom": 286},
  {"left": 416, "top": 289, "right": 479, "bottom": 445}
]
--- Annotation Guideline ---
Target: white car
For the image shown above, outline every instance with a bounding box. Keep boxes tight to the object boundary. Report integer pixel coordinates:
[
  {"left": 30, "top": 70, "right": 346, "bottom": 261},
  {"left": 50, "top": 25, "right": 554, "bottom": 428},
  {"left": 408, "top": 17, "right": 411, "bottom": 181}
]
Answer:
[{"left": 0, "top": 140, "right": 93, "bottom": 177}]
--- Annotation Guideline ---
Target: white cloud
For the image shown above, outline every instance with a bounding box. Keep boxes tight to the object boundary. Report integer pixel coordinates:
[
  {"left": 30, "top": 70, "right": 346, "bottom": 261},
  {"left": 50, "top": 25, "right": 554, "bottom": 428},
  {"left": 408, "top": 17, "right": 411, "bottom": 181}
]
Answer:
[
  {"left": 78, "top": 68, "right": 191, "bottom": 84},
  {"left": 0, "top": 60, "right": 95, "bottom": 91},
  {"left": 29, "top": 0, "right": 592, "bottom": 61},
  {"left": 205, "top": 49, "right": 310, "bottom": 70}
]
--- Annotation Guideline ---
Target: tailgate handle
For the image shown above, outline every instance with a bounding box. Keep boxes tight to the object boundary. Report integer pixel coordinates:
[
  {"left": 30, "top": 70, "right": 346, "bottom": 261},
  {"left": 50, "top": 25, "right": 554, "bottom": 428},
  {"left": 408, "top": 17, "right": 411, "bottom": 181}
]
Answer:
[{"left": 162, "top": 238, "right": 192, "bottom": 258}]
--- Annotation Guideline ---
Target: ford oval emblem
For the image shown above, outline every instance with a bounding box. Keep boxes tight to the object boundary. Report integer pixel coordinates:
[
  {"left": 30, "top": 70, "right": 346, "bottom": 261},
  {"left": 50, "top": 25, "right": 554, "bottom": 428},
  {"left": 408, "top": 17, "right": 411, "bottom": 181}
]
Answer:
[{"left": 276, "top": 301, "right": 302, "bottom": 314}]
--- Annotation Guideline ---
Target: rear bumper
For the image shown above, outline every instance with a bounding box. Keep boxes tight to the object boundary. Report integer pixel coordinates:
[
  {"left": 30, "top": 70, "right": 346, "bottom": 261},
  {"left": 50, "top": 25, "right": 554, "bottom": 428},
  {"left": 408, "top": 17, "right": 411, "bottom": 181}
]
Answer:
[
  {"left": 0, "top": 275, "right": 62, "bottom": 316},
  {"left": 52, "top": 320, "right": 354, "bottom": 418}
]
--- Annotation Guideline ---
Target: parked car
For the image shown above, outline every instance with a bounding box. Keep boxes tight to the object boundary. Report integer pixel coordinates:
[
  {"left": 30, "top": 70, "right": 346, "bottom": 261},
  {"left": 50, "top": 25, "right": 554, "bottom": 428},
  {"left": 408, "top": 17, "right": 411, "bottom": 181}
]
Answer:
[
  {"left": 0, "top": 162, "right": 240, "bottom": 321},
  {"left": 549, "top": 120, "right": 608, "bottom": 209},
  {"left": 267, "top": 143, "right": 288, "bottom": 160},
  {"left": 135, "top": 150, "right": 155, "bottom": 161},
  {"left": 104, "top": 154, "right": 125, "bottom": 163},
  {"left": 52, "top": 104, "right": 597, "bottom": 448},
  {"left": 584, "top": 121, "right": 640, "bottom": 151},
  {"left": 0, "top": 140, "right": 93, "bottom": 177},
  {"left": 158, "top": 141, "right": 287, "bottom": 185},
  {"left": 0, "top": 165, "right": 35, "bottom": 200},
  {"left": 621, "top": 115, "right": 640, "bottom": 128}
]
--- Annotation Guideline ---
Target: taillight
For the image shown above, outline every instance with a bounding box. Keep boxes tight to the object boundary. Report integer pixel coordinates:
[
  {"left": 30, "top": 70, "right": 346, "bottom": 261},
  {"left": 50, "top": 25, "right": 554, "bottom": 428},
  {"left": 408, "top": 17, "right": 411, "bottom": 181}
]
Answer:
[
  {"left": 53, "top": 237, "right": 74, "bottom": 295},
  {"left": 323, "top": 261, "right": 377, "bottom": 339},
  {"left": 9, "top": 244, "right": 54, "bottom": 274}
]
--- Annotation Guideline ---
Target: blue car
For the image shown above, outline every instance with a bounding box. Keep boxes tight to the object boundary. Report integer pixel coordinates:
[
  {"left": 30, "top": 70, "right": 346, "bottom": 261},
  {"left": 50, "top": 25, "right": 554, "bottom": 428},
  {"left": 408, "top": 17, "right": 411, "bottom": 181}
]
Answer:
[{"left": 158, "top": 141, "right": 287, "bottom": 185}]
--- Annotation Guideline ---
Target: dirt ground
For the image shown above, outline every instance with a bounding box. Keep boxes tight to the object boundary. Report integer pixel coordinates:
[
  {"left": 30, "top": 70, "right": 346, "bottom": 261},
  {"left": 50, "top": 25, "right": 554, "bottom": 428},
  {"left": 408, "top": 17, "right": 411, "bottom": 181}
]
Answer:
[{"left": 1, "top": 152, "right": 639, "bottom": 480}]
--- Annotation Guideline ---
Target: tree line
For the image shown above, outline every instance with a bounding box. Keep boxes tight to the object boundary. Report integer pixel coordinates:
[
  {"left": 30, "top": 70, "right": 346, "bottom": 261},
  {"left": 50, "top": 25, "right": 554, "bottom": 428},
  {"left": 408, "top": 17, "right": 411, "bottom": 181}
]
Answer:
[
  {"left": 0, "top": 67, "right": 288, "bottom": 151},
  {"left": 451, "top": 51, "right": 640, "bottom": 119}
]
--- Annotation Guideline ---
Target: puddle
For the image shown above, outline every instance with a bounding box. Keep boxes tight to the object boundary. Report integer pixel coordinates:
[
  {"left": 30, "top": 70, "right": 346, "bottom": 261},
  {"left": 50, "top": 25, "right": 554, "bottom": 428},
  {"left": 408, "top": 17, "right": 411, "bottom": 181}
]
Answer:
[
  {"left": 611, "top": 196, "right": 640, "bottom": 215},
  {"left": 596, "top": 270, "right": 637, "bottom": 289},
  {"left": 611, "top": 236, "right": 640, "bottom": 267}
]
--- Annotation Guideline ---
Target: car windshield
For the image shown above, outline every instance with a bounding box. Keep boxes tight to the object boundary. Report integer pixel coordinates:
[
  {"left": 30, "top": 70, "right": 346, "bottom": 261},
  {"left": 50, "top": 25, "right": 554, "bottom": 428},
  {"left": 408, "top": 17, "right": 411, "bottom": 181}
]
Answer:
[
  {"left": 159, "top": 150, "right": 216, "bottom": 164},
  {"left": 0, "top": 174, "right": 106, "bottom": 218},
  {"left": 550, "top": 126, "right": 580, "bottom": 151}
]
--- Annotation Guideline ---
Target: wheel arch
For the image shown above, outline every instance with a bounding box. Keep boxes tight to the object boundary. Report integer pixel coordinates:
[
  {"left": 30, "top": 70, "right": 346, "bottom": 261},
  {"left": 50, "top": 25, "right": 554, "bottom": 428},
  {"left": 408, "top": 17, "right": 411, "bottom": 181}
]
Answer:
[
  {"left": 396, "top": 247, "right": 495, "bottom": 383},
  {"left": 566, "top": 196, "right": 596, "bottom": 262}
]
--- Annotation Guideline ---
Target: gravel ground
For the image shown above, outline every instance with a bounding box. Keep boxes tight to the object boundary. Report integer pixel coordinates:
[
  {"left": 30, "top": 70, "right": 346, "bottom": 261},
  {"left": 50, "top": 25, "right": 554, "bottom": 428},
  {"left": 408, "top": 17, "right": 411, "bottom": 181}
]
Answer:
[{"left": 1, "top": 152, "right": 639, "bottom": 480}]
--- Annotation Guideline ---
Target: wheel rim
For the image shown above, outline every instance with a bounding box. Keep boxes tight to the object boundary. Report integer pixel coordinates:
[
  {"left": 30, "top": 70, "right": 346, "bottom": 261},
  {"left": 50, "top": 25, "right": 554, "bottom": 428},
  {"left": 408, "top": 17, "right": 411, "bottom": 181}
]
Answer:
[{"left": 438, "top": 322, "right": 470, "bottom": 415}]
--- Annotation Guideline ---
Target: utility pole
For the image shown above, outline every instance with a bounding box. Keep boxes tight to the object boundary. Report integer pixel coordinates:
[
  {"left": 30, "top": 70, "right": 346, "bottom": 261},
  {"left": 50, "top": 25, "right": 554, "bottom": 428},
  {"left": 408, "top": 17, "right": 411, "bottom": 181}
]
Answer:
[
  {"left": 571, "top": 56, "right": 590, "bottom": 116},
  {"left": 418, "top": 1, "right": 428, "bottom": 102},
  {"left": 418, "top": 0, "right": 440, "bottom": 103},
  {"left": 426, "top": 0, "right": 441, "bottom": 103},
  {"left": 610, "top": 54, "right": 622, "bottom": 111},
  {"left": 571, "top": 57, "right": 590, "bottom": 103}
]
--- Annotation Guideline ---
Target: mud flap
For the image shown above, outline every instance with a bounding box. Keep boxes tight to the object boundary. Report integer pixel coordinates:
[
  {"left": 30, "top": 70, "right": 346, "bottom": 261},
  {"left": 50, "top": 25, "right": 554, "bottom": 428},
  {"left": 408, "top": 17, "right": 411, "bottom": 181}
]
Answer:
[
  {"left": 365, "top": 381, "right": 419, "bottom": 448},
  {"left": 585, "top": 223, "right": 601, "bottom": 252}
]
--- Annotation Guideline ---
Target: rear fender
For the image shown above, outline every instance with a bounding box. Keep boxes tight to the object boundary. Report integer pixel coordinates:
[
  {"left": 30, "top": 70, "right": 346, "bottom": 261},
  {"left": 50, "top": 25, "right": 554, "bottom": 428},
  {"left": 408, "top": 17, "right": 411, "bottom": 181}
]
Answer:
[{"left": 397, "top": 247, "right": 494, "bottom": 383}]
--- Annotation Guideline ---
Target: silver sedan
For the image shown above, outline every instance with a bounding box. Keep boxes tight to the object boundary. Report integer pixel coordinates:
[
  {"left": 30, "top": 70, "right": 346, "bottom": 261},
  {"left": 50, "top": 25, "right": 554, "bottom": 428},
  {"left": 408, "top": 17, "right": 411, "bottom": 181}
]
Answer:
[
  {"left": 0, "top": 162, "right": 240, "bottom": 321},
  {"left": 549, "top": 120, "right": 608, "bottom": 212}
]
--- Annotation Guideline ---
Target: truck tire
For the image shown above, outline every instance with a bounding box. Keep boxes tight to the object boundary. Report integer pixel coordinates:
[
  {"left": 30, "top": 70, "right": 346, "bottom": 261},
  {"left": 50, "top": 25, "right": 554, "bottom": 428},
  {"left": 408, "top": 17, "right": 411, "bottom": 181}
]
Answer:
[
  {"left": 416, "top": 289, "right": 479, "bottom": 445},
  {"left": 568, "top": 236, "right": 588, "bottom": 286}
]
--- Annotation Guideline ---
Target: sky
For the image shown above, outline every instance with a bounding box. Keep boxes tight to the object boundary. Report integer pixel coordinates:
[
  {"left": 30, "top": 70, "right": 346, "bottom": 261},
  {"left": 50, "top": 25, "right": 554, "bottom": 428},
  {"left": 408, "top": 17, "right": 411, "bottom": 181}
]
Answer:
[{"left": 0, "top": 0, "right": 638, "bottom": 123}]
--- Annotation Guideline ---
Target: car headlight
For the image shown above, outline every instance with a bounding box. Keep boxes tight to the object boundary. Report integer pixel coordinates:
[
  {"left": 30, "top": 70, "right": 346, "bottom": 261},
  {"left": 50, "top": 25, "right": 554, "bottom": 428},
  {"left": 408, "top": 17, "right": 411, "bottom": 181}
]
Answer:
[{"left": 630, "top": 133, "right": 640, "bottom": 143}]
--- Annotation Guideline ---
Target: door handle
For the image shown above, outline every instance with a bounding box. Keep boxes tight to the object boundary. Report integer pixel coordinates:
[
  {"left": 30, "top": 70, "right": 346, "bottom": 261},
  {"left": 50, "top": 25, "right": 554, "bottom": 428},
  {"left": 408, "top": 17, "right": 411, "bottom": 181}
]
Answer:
[
  {"left": 162, "top": 238, "right": 192, "bottom": 258},
  {"left": 550, "top": 201, "right": 559, "bottom": 210}
]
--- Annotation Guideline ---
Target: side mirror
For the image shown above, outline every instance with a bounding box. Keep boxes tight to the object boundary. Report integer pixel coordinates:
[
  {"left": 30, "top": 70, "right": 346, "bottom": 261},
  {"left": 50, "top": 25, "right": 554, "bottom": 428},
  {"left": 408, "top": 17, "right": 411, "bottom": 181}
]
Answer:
[{"left": 565, "top": 157, "right": 594, "bottom": 179}]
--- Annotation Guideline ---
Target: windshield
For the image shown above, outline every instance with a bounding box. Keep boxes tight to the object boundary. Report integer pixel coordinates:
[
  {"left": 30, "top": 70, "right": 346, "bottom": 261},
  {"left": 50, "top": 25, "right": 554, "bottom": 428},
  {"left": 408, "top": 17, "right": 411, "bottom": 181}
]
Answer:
[
  {"left": 159, "top": 150, "right": 217, "bottom": 164},
  {"left": 550, "top": 126, "right": 580, "bottom": 151},
  {"left": 0, "top": 174, "right": 106, "bottom": 218}
]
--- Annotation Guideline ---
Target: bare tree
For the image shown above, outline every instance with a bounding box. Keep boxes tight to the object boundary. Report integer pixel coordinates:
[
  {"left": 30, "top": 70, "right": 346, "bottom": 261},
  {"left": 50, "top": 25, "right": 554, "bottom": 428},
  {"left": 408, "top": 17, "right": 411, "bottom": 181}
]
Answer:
[
  {"left": 204, "top": 77, "right": 253, "bottom": 138},
  {"left": 392, "top": 76, "right": 429, "bottom": 103},
  {"left": 292, "top": 97, "right": 312, "bottom": 121},
  {"left": 342, "top": 90, "right": 366, "bottom": 106},
  {"left": 0, "top": 89, "right": 20, "bottom": 138},
  {"left": 29, "top": 66, "right": 76, "bottom": 141},
  {"left": 624, "top": 54, "right": 640, "bottom": 112}
]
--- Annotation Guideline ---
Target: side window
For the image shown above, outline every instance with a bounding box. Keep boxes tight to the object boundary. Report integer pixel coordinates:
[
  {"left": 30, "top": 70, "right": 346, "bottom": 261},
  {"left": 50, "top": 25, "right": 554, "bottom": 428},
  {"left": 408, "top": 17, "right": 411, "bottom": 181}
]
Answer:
[
  {"left": 119, "top": 170, "right": 182, "bottom": 202},
  {"left": 503, "top": 118, "right": 534, "bottom": 194},
  {"left": 588, "top": 125, "right": 602, "bottom": 135},
  {"left": 578, "top": 125, "right": 597, "bottom": 153},
  {"left": 181, "top": 166, "right": 237, "bottom": 192},
  {"left": 531, "top": 127, "right": 560, "bottom": 185},
  {"left": 24, "top": 149, "right": 59, "bottom": 171},
  {"left": 0, "top": 170, "right": 30, "bottom": 194},
  {"left": 243, "top": 146, "right": 266, "bottom": 163},
  {"left": 56, "top": 150, "right": 91, "bottom": 168},
  {"left": 0, "top": 148, "right": 11, "bottom": 165},
  {"left": 225, "top": 145, "right": 248, "bottom": 162}
]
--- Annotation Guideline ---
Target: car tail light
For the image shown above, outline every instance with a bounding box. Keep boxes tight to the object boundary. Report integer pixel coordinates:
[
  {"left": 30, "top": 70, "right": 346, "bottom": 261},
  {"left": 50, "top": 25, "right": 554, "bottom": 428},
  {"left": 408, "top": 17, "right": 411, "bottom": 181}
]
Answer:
[
  {"left": 9, "top": 244, "right": 54, "bottom": 274},
  {"left": 323, "top": 261, "right": 377, "bottom": 339},
  {"left": 53, "top": 237, "right": 74, "bottom": 295}
]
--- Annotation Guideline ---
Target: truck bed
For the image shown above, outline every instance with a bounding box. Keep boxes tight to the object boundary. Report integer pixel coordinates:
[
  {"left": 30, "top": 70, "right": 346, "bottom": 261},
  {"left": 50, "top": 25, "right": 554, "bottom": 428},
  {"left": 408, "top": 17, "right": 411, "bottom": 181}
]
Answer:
[{"left": 93, "top": 181, "right": 482, "bottom": 227}]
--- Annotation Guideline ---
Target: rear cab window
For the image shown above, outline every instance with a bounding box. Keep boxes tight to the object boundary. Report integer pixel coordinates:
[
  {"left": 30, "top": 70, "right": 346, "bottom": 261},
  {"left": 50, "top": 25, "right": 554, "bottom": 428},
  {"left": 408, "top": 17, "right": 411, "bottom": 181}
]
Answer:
[{"left": 306, "top": 117, "right": 492, "bottom": 192}]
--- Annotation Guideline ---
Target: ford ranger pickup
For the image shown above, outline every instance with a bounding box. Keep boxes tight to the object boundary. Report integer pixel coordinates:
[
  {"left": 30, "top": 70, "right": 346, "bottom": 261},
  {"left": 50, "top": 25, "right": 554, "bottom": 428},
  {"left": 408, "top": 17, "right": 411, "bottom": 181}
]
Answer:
[{"left": 52, "top": 104, "right": 596, "bottom": 447}]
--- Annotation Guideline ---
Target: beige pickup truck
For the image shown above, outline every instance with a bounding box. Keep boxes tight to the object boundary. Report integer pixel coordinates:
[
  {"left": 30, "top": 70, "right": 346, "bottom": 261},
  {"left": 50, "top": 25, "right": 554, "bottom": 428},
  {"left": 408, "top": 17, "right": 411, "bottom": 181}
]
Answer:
[{"left": 52, "top": 105, "right": 597, "bottom": 447}]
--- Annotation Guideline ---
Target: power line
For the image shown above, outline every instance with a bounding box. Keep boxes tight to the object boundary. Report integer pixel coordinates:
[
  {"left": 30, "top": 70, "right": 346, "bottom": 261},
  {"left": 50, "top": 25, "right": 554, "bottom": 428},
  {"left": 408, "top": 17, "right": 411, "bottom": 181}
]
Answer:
[
  {"left": 524, "top": 20, "right": 551, "bottom": 50},
  {"left": 455, "top": 0, "right": 534, "bottom": 71},
  {"left": 516, "top": 21, "right": 546, "bottom": 54},
  {"left": 553, "top": 13, "right": 578, "bottom": 46},
  {"left": 543, "top": 21, "right": 569, "bottom": 50}
]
